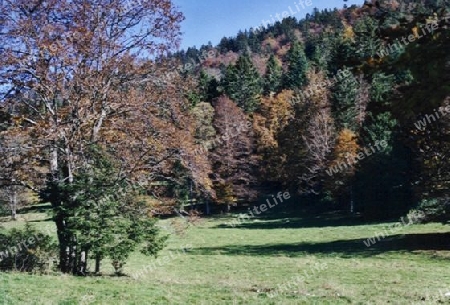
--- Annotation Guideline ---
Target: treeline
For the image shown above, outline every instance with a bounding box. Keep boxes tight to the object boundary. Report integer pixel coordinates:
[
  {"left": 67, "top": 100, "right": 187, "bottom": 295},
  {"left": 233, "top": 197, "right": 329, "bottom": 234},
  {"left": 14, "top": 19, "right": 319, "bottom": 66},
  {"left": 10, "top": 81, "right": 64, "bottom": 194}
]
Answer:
[{"left": 170, "top": 0, "right": 450, "bottom": 220}]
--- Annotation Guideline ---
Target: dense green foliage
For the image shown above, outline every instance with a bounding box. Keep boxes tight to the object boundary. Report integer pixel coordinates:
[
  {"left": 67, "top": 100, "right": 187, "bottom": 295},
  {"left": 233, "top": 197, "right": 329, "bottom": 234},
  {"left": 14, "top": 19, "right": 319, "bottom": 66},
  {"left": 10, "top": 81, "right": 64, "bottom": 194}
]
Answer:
[
  {"left": 0, "top": 223, "right": 56, "bottom": 273},
  {"left": 222, "top": 53, "right": 262, "bottom": 112},
  {"left": 283, "top": 41, "right": 309, "bottom": 89},
  {"left": 39, "top": 147, "right": 167, "bottom": 275},
  {"left": 263, "top": 54, "right": 283, "bottom": 94}
]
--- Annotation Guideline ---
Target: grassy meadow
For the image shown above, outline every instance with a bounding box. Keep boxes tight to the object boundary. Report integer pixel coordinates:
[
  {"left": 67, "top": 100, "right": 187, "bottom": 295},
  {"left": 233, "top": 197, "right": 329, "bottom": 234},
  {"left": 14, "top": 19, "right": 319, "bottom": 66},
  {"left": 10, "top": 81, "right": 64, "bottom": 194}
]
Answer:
[{"left": 1, "top": 205, "right": 450, "bottom": 305}]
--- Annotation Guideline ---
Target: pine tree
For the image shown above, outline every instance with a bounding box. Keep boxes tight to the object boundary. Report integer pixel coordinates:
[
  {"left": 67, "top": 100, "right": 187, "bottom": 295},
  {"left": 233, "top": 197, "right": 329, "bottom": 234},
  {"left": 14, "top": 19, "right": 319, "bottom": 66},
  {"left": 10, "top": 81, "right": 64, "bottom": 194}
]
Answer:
[
  {"left": 222, "top": 54, "right": 262, "bottom": 113},
  {"left": 40, "top": 146, "right": 168, "bottom": 275},
  {"left": 263, "top": 54, "right": 283, "bottom": 95},
  {"left": 198, "top": 71, "right": 219, "bottom": 102},
  {"left": 331, "top": 68, "right": 359, "bottom": 131},
  {"left": 284, "top": 41, "right": 309, "bottom": 89},
  {"left": 353, "top": 16, "right": 382, "bottom": 59},
  {"left": 354, "top": 72, "right": 413, "bottom": 220}
]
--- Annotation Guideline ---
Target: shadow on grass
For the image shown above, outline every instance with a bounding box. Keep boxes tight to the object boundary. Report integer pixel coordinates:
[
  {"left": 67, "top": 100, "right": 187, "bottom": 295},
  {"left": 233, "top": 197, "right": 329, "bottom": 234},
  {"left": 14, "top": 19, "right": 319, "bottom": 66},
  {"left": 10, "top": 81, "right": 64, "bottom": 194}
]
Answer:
[
  {"left": 27, "top": 218, "right": 53, "bottom": 223},
  {"left": 215, "top": 211, "right": 383, "bottom": 230},
  {"left": 188, "top": 232, "right": 450, "bottom": 258},
  {"left": 19, "top": 204, "right": 52, "bottom": 215}
]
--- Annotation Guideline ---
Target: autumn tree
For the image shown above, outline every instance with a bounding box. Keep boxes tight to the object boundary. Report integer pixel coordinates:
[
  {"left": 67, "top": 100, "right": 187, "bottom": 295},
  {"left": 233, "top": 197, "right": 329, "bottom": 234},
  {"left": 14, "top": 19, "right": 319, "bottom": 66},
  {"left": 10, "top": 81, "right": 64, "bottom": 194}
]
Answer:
[
  {"left": 210, "top": 96, "right": 258, "bottom": 211},
  {"left": 0, "top": 0, "right": 185, "bottom": 274},
  {"left": 0, "top": 129, "right": 42, "bottom": 220},
  {"left": 325, "top": 128, "right": 359, "bottom": 212},
  {"left": 278, "top": 70, "right": 335, "bottom": 194},
  {"left": 253, "top": 90, "right": 294, "bottom": 184},
  {"left": 191, "top": 102, "right": 216, "bottom": 143}
]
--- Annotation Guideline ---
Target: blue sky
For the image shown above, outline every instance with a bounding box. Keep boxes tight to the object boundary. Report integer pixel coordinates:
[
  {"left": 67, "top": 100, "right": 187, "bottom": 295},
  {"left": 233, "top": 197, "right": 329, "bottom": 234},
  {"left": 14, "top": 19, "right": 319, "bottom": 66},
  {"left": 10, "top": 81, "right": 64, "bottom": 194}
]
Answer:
[{"left": 173, "top": 0, "right": 364, "bottom": 50}]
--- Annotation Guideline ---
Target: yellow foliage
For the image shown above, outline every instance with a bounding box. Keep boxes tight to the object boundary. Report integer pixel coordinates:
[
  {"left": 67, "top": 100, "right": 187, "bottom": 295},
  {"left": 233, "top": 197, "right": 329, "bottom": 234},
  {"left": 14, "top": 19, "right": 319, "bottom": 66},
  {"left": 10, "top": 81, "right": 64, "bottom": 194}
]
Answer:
[
  {"left": 335, "top": 129, "right": 358, "bottom": 157},
  {"left": 332, "top": 129, "right": 359, "bottom": 173},
  {"left": 412, "top": 26, "right": 419, "bottom": 38},
  {"left": 367, "top": 57, "right": 383, "bottom": 67},
  {"left": 342, "top": 22, "right": 355, "bottom": 41},
  {"left": 255, "top": 90, "right": 294, "bottom": 150}
]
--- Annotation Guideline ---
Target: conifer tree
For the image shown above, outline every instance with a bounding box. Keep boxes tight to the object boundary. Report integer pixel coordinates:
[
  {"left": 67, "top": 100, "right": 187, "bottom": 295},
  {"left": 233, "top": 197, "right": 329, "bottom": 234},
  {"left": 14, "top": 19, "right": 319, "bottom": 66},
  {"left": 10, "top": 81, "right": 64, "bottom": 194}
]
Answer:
[
  {"left": 222, "top": 54, "right": 262, "bottom": 113},
  {"left": 331, "top": 68, "right": 359, "bottom": 131},
  {"left": 198, "top": 71, "right": 219, "bottom": 102},
  {"left": 263, "top": 54, "right": 283, "bottom": 95},
  {"left": 284, "top": 41, "right": 309, "bottom": 89}
]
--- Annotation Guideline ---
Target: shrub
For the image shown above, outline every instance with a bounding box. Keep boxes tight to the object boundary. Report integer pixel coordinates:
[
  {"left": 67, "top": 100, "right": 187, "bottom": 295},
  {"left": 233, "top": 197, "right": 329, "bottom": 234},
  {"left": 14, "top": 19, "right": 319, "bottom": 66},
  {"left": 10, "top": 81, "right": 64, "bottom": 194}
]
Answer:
[
  {"left": 0, "top": 223, "right": 57, "bottom": 273},
  {"left": 408, "top": 197, "right": 450, "bottom": 224}
]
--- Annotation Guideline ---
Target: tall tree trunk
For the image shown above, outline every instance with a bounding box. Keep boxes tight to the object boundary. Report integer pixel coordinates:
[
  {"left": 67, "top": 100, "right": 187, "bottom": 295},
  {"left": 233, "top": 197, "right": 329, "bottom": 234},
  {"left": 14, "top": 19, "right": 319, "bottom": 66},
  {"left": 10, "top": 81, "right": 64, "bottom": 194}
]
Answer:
[
  {"left": 50, "top": 140, "right": 77, "bottom": 274},
  {"left": 69, "top": 236, "right": 78, "bottom": 275},
  {"left": 79, "top": 250, "right": 87, "bottom": 275},
  {"left": 205, "top": 201, "right": 210, "bottom": 215},
  {"left": 350, "top": 184, "right": 354, "bottom": 214},
  {"left": 10, "top": 189, "right": 17, "bottom": 220},
  {"left": 55, "top": 217, "right": 69, "bottom": 272},
  {"left": 95, "top": 255, "right": 101, "bottom": 274}
]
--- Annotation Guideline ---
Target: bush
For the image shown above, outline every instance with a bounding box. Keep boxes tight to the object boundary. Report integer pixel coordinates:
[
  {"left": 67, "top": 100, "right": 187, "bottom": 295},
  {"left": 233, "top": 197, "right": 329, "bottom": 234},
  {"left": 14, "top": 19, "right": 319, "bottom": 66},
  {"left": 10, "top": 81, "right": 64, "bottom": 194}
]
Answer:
[
  {"left": 408, "top": 197, "right": 450, "bottom": 224},
  {"left": 0, "top": 201, "right": 9, "bottom": 217},
  {"left": 0, "top": 223, "right": 57, "bottom": 273}
]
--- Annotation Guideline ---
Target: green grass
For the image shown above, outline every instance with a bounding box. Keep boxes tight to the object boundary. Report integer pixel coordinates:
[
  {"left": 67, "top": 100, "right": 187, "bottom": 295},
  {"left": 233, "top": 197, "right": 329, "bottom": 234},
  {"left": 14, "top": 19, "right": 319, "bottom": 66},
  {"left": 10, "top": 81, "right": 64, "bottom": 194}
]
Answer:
[{"left": 1, "top": 209, "right": 450, "bottom": 305}]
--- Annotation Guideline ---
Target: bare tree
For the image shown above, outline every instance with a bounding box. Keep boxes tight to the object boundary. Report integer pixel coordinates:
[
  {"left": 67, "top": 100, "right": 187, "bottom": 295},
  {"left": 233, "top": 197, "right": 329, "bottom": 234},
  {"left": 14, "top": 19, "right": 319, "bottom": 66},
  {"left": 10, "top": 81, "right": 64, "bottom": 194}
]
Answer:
[
  {"left": 0, "top": 185, "right": 25, "bottom": 220},
  {"left": 0, "top": 130, "right": 40, "bottom": 219},
  {"left": 210, "top": 96, "right": 258, "bottom": 211},
  {"left": 292, "top": 70, "right": 336, "bottom": 194}
]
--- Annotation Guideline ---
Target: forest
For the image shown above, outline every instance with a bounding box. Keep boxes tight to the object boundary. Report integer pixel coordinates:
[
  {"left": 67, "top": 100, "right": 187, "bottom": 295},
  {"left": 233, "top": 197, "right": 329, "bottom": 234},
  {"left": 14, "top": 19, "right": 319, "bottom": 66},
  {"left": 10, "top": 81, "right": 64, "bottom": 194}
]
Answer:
[{"left": 0, "top": 0, "right": 449, "bottom": 304}]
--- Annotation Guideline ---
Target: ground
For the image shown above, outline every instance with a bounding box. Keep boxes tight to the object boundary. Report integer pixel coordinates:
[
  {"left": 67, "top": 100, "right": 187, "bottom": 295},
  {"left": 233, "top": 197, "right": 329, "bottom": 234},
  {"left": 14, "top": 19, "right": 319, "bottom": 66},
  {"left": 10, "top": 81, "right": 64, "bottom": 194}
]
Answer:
[{"left": 1, "top": 207, "right": 450, "bottom": 305}]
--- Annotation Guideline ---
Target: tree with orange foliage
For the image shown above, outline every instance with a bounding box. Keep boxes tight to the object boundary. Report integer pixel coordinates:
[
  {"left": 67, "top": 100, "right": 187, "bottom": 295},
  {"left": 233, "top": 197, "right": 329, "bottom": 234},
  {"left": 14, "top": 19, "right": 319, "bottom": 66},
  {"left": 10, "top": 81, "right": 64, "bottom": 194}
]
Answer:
[
  {"left": 253, "top": 90, "right": 294, "bottom": 183},
  {"left": 325, "top": 128, "right": 359, "bottom": 212}
]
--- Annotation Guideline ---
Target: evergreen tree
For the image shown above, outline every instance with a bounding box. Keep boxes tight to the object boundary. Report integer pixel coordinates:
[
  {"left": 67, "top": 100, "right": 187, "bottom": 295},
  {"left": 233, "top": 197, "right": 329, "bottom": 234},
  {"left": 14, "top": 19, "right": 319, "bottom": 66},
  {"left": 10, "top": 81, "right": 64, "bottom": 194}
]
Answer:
[
  {"left": 40, "top": 146, "right": 167, "bottom": 275},
  {"left": 283, "top": 41, "right": 309, "bottom": 89},
  {"left": 331, "top": 68, "right": 359, "bottom": 131},
  {"left": 305, "top": 34, "right": 336, "bottom": 71},
  {"left": 354, "top": 73, "right": 412, "bottom": 220},
  {"left": 198, "top": 71, "right": 219, "bottom": 102},
  {"left": 222, "top": 54, "right": 262, "bottom": 113},
  {"left": 263, "top": 54, "right": 283, "bottom": 95},
  {"left": 353, "top": 16, "right": 382, "bottom": 59},
  {"left": 236, "top": 30, "right": 249, "bottom": 52}
]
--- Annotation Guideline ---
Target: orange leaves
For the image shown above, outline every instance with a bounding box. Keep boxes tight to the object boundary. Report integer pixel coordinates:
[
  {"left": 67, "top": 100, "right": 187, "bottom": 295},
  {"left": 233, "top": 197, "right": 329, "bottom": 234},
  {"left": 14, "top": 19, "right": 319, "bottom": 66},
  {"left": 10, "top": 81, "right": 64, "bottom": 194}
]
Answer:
[
  {"left": 412, "top": 26, "right": 419, "bottom": 39},
  {"left": 11, "top": 116, "right": 24, "bottom": 126},
  {"left": 331, "top": 128, "right": 359, "bottom": 173},
  {"left": 254, "top": 90, "right": 294, "bottom": 150},
  {"left": 366, "top": 56, "right": 383, "bottom": 67}
]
